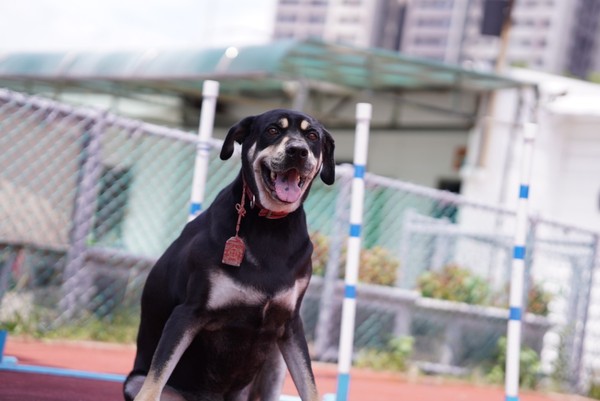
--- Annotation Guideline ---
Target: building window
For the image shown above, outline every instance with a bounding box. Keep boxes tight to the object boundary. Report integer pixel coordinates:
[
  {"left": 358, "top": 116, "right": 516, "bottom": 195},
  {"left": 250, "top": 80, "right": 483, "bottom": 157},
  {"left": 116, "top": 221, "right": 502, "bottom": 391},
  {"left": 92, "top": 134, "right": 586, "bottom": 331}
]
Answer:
[
  {"left": 414, "top": 36, "right": 447, "bottom": 46},
  {"left": 419, "top": 0, "right": 453, "bottom": 9},
  {"left": 339, "top": 15, "right": 361, "bottom": 24},
  {"left": 308, "top": 14, "right": 326, "bottom": 23},
  {"left": 520, "top": 38, "right": 532, "bottom": 46},
  {"left": 337, "top": 34, "right": 356, "bottom": 43},
  {"left": 274, "top": 29, "right": 296, "bottom": 39},
  {"left": 416, "top": 18, "right": 450, "bottom": 28},
  {"left": 278, "top": 14, "right": 298, "bottom": 23}
]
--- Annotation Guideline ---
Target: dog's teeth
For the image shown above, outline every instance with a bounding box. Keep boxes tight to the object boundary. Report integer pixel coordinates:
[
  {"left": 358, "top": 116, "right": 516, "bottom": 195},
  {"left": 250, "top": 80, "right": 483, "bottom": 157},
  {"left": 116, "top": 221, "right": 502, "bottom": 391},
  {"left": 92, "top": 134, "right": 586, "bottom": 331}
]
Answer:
[{"left": 271, "top": 171, "right": 277, "bottom": 182}]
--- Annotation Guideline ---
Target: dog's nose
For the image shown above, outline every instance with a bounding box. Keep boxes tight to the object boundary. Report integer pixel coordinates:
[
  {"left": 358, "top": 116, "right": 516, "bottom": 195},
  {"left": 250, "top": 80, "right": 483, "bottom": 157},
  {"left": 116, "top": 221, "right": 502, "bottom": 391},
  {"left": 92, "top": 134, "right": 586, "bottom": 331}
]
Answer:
[{"left": 286, "top": 145, "right": 309, "bottom": 160}]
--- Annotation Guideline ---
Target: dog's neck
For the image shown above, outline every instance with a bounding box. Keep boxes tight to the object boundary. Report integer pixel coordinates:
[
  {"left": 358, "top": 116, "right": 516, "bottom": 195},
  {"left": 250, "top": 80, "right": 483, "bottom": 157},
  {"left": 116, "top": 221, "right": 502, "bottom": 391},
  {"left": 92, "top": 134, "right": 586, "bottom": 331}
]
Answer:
[{"left": 241, "top": 176, "right": 289, "bottom": 220}]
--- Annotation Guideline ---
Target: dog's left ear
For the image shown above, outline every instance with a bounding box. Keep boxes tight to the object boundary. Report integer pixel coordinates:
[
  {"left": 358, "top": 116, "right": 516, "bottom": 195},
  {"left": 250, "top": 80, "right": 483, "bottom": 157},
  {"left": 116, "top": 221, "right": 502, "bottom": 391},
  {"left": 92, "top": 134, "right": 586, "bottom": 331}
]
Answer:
[
  {"left": 320, "top": 129, "right": 335, "bottom": 185},
  {"left": 220, "top": 116, "right": 255, "bottom": 160}
]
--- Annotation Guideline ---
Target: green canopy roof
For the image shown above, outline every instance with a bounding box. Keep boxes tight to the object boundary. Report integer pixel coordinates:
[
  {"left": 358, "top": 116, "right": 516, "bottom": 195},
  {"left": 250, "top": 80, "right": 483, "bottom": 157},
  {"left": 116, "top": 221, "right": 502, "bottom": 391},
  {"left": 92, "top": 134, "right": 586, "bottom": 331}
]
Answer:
[{"left": 0, "top": 39, "right": 531, "bottom": 97}]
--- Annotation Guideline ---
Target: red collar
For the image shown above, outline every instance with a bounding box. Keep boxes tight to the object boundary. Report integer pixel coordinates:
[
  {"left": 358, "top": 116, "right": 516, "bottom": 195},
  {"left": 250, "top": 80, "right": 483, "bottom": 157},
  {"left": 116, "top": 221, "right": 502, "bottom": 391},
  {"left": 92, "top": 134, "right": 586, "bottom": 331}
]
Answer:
[{"left": 242, "top": 178, "right": 289, "bottom": 220}]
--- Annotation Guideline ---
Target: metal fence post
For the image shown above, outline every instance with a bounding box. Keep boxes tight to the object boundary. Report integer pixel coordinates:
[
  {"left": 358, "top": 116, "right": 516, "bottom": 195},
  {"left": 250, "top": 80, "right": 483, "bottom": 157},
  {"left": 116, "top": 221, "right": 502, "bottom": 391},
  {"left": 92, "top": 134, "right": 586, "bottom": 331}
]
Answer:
[
  {"left": 60, "top": 112, "right": 106, "bottom": 320},
  {"left": 572, "top": 234, "right": 599, "bottom": 393},
  {"left": 188, "top": 80, "right": 219, "bottom": 221},
  {"left": 314, "top": 166, "right": 352, "bottom": 360},
  {"left": 336, "top": 103, "right": 371, "bottom": 401},
  {"left": 505, "top": 122, "right": 537, "bottom": 401}
]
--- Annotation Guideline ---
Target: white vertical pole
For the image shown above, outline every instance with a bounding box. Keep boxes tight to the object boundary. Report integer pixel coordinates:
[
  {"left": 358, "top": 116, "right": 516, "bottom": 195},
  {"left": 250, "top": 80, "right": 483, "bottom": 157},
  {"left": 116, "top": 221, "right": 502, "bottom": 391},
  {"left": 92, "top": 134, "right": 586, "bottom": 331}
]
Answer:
[
  {"left": 505, "top": 122, "right": 537, "bottom": 401},
  {"left": 336, "top": 103, "right": 372, "bottom": 401},
  {"left": 188, "top": 80, "right": 220, "bottom": 221}
]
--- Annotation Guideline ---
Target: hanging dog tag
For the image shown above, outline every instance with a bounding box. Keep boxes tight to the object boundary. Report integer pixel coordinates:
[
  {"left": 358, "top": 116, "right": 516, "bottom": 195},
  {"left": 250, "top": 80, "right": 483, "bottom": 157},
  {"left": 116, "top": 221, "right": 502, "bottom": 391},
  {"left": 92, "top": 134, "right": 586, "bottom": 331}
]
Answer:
[{"left": 222, "top": 236, "right": 245, "bottom": 267}]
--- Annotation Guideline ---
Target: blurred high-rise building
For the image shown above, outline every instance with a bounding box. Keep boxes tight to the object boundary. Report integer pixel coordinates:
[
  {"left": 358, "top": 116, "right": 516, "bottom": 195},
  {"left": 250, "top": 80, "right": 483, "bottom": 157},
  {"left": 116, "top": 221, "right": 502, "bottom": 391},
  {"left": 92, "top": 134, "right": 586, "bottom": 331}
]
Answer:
[
  {"left": 273, "top": 0, "right": 407, "bottom": 49},
  {"left": 567, "top": 0, "right": 600, "bottom": 80},
  {"left": 273, "top": 0, "right": 600, "bottom": 81}
]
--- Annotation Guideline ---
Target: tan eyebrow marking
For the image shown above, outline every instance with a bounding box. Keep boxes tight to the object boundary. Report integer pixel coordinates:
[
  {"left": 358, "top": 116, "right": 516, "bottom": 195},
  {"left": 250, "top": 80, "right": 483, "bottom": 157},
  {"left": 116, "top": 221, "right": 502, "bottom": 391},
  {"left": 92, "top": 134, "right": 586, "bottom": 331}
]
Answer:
[
  {"left": 278, "top": 118, "right": 289, "bottom": 129},
  {"left": 300, "top": 120, "right": 310, "bottom": 131}
]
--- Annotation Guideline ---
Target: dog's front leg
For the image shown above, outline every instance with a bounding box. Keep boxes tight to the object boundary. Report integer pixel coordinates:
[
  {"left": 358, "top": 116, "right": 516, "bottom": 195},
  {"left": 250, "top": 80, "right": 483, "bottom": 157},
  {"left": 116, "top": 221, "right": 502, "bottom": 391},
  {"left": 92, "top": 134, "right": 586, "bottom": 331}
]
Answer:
[
  {"left": 279, "top": 316, "right": 319, "bottom": 401},
  {"left": 134, "top": 304, "right": 201, "bottom": 401}
]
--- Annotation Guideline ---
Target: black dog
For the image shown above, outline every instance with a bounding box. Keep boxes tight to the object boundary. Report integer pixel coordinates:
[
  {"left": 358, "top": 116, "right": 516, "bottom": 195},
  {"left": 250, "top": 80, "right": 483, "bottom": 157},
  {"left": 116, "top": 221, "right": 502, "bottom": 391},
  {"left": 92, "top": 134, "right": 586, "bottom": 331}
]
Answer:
[{"left": 124, "top": 109, "right": 335, "bottom": 401}]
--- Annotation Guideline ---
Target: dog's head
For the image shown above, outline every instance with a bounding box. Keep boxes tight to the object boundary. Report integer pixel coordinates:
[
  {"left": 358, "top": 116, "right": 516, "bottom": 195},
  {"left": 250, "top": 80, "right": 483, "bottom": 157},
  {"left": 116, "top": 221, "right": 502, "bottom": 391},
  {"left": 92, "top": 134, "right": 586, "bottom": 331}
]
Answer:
[{"left": 220, "top": 109, "right": 335, "bottom": 215}]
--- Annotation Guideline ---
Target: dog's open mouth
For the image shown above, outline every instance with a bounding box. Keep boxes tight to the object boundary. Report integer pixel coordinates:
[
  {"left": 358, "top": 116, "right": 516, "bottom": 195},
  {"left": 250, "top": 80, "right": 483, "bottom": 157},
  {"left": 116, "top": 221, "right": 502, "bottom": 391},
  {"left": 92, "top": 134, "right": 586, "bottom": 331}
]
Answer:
[{"left": 262, "top": 164, "right": 307, "bottom": 203}]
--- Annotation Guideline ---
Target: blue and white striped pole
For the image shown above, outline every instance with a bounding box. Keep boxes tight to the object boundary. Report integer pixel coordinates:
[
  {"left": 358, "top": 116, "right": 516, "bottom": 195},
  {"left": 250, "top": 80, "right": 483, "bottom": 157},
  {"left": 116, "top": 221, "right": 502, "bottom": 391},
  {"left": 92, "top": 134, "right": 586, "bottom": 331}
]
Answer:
[
  {"left": 188, "top": 80, "right": 220, "bottom": 221},
  {"left": 505, "top": 122, "right": 537, "bottom": 401},
  {"left": 336, "top": 103, "right": 372, "bottom": 401}
]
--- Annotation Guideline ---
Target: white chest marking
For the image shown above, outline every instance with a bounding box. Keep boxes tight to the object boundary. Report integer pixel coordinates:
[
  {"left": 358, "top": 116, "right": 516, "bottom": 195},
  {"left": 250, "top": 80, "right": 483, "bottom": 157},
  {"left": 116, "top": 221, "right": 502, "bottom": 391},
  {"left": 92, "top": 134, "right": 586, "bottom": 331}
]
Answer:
[{"left": 206, "top": 271, "right": 308, "bottom": 313}]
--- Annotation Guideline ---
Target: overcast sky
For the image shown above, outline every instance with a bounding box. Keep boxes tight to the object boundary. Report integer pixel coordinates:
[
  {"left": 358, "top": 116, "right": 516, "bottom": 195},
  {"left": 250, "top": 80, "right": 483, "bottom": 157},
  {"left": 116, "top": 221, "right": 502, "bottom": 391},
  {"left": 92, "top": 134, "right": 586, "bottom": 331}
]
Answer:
[{"left": 0, "top": 0, "right": 277, "bottom": 52}]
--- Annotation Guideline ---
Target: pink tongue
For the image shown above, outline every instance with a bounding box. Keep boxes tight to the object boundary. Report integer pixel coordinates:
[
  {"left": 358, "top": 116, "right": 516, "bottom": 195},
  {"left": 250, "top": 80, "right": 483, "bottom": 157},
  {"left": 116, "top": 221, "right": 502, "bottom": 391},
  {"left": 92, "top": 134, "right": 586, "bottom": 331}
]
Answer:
[{"left": 274, "top": 169, "right": 302, "bottom": 203}]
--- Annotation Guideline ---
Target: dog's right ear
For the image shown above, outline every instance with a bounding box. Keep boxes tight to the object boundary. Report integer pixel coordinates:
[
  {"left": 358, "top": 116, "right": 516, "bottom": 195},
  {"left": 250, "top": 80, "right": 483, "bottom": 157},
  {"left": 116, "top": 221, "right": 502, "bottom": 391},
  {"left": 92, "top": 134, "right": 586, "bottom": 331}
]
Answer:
[{"left": 220, "top": 116, "right": 255, "bottom": 160}]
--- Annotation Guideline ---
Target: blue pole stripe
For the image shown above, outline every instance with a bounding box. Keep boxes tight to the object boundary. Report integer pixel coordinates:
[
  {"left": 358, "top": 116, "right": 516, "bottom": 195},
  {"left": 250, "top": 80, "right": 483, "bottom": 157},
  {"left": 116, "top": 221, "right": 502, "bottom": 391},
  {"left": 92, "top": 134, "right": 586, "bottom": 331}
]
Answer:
[
  {"left": 336, "top": 372, "right": 350, "bottom": 401},
  {"left": 189, "top": 202, "right": 202, "bottom": 215},
  {"left": 354, "top": 164, "right": 365, "bottom": 179},
  {"left": 506, "top": 396, "right": 519, "bottom": 401},
  {"left": 349, "top": 224, "right": 361, "bottom": 237},
  {"left": 509, "top": 307, "right": 522, "bottom": 321},
  {"left": 513, "top": 245, "right": 526, "bottom": 260},
  {"left": 519, "top": 185, "right": 529, "bottom": 199},
  {"left": 344, "top": 285, "right": 356, "bottom": 299}
]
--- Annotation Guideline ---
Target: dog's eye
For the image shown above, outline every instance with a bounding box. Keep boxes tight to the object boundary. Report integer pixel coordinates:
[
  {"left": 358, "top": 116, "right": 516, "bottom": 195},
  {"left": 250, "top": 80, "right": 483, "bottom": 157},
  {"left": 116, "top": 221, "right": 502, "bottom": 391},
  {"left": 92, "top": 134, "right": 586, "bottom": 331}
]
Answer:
[
  {"left": 306, "top": 131, "right": 318, "bottom": 141},
  {"left": 267, "top": 127, "right": 279, "bottom": 136}
]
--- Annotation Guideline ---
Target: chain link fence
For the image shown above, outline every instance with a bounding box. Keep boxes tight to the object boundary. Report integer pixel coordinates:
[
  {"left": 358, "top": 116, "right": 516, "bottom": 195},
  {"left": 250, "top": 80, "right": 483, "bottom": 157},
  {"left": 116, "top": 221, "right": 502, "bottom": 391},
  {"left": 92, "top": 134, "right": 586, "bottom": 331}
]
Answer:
[{"left": 1, "top": 89, "right": 598, "bottom": 394}]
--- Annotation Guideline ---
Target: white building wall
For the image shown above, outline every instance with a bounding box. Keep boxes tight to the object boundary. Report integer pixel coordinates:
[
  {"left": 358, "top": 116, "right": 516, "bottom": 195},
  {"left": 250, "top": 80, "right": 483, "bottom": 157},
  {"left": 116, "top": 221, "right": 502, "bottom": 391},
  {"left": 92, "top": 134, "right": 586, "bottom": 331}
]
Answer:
[
  {"left": 541, "top": 112, "right": 600, "bottom": 231},
  {"left": 332, "top": 129, "right": 467, "bottom": 187},
  {"left": 462, "top": 68, "right": 600, "bottom": 232}
]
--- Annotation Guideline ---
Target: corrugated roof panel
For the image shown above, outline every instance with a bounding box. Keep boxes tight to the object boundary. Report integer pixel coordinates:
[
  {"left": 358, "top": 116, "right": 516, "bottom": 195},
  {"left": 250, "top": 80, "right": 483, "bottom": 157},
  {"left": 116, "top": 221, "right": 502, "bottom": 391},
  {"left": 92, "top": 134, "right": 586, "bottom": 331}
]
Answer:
[
  {"left": 0, "top": 38, "right": 532, "bottom": 93},
  {"left": 65, "top": 52, "right": 144, "bottom": 77},
  {"left": 0, "top": 53, "right": 67, "bottom": 76},
  {"left": 139, "top": 49, "right": 221, "bottom": 77}
]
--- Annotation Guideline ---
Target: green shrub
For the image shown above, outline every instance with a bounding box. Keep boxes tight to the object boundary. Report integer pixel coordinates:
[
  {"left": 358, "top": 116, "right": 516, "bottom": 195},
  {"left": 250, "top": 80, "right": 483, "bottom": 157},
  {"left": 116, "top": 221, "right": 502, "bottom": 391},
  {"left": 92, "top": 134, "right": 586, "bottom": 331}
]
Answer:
[
  {"left": 44, "top": 311, "right": 139, "bottom": 343},
  {"left": 589, "top": 381, "right": 600, "bottom": 400},
  {"left": 417, "top": 265, "right": 491, "bottom": 305},
  {"left": 1, "top": 307, "right": 139, "bottom": 343},
  {"left": 354, "top": 246, "right": 398, "bottom": 286},
  {"left": 310, "top": 232, "right": 399, "bottom": 286},
  {"left": 526, "top": 282, "right": 552, "bottom": 317},
  {"left": 492, "top": 282, "right": 553, "bottom": 317},
  {"left": 310, "top": 231, "right": 330, "bottom": 277},
  {"left": 416, "top": 265, "right": 553, "bottom": 316},
  {"left": 355, "top": 336, "right": 414, "bottom": 372},
  {"left": 485, "top": 336, "right": 541, "bottom": 389}
]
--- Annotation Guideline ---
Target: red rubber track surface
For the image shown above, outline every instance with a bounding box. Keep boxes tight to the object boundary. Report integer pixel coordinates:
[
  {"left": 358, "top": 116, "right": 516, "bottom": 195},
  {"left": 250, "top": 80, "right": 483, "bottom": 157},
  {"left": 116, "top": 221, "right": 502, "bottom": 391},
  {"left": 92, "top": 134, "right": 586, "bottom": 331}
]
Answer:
[{"left": 0, "top": 338, "right": 590, "bottom": 401}]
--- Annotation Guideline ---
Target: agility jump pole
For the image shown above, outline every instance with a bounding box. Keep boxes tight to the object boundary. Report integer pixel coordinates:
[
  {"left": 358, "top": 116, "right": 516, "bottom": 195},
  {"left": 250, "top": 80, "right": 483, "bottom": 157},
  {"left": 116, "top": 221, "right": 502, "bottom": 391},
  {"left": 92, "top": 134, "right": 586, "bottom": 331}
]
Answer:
[
  {"left": 336, "top": 103, "right": 372, "bottom": 401},
  {"left": 505, "top": 122, "right": 537, "bottom": 401},
  {"left": 189, "top": 80, "right": 220, "bottom": 221}
]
